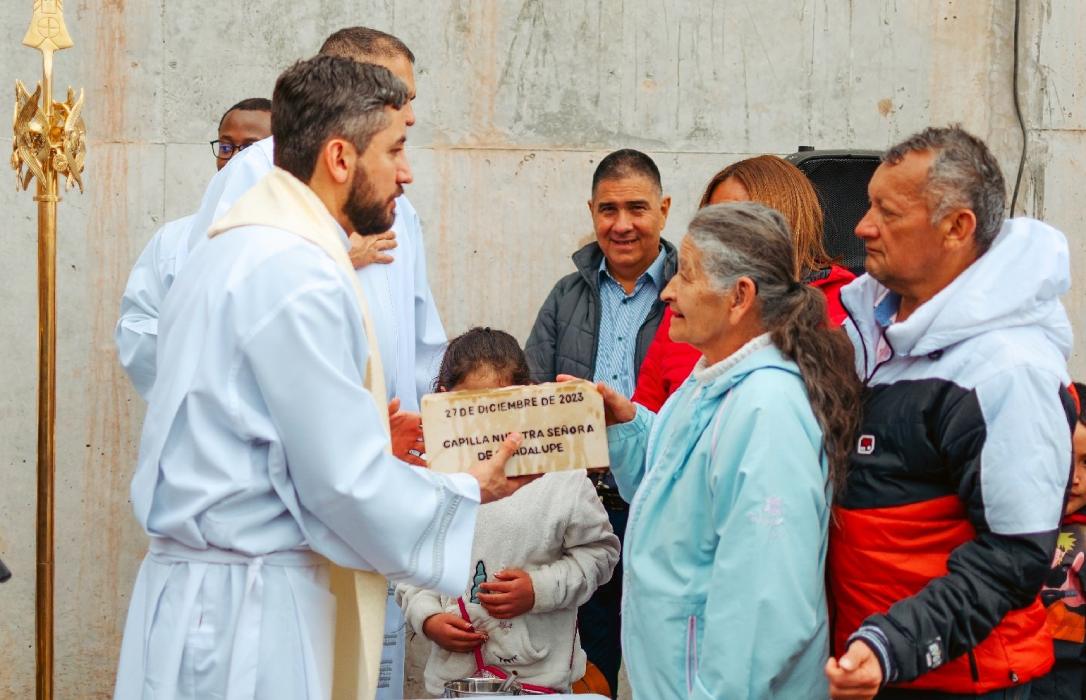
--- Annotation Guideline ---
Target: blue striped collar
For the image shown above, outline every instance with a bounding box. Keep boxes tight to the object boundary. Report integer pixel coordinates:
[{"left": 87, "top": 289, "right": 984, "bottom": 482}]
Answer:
[{"left": 598, "top": 245, "right": 667, "bottom": 293}]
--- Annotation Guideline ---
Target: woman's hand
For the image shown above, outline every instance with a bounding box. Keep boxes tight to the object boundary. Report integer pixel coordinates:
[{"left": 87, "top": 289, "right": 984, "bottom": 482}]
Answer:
[
  {"left": 477, "top": 569, "right": 535, "bottom": 619},
  {"left": 467, "top": 433, "right": 540, "bottom": 504},
  {"left": 422, "top": 612, "right": 487, "bottom": 653},
  {"left": 555, "top": 374, "right": 636, "bottom": 426}
]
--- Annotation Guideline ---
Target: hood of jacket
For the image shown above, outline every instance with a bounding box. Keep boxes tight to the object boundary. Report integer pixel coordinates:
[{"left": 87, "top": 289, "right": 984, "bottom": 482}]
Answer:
[
  {"left": 686, "top": 334, "right": 804, "bottom": 405},
  {"left": 570, "top": 237, "right": 679, "bottom": 291},
  {"left": 840, "top": 217, "right": 1073, "bottom": 359}
]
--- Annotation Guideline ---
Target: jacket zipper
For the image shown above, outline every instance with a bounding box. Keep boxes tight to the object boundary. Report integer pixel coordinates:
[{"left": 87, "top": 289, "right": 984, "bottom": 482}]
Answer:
[
  {"left": 685, "top": 615, "right": 698, "bottom": 696},
  {"left": 840, "top": 295, "right": 870, "bottom": 382},
  {"left": 967, "top": 650, "right": 980, "bottom": 683},
  {"left": 840, "top": 290, "right": 896, "bottom": 385}
]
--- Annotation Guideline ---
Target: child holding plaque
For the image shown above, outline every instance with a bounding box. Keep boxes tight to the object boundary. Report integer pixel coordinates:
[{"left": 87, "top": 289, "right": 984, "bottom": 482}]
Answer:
[{"left": 397, "top": 328, "right": 619, "bottom": 696}]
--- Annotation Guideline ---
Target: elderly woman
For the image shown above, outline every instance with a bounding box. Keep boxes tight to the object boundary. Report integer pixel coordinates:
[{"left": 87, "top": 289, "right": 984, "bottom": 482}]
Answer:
[{"left": 595, "top": 202, "right": 860, "bottom": 699}]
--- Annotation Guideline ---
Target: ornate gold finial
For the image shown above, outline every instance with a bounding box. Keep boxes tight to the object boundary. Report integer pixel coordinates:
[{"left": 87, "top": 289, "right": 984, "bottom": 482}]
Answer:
[
  {"left": 23, "top": 0, "right": 74, "bottom": 54},
  {"left": 12, "top": 0, "right": 85, "bottom": 194}
]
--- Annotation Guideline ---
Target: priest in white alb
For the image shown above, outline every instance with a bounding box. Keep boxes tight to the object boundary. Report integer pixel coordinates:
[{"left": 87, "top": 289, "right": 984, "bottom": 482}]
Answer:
[
  {"left": 114, "top": 30, "right": 444, "bottom": 695},
  {"left": 113, "top": 56, "right": 532, "bottom": 700}
]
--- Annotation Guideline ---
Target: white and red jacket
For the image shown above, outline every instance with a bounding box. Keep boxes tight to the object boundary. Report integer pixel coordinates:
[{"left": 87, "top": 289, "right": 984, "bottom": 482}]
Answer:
[{"left": 830, "top": 218, "right": 1076, "bottom": 693}]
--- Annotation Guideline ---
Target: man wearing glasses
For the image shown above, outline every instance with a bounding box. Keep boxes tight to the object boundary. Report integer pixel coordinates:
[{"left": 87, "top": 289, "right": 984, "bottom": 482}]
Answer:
[
  {"left": 115, "top": 98, "right": 272, "bottom": 398},
  {"left": 211, "top": 97, "right": 271, "bottom": 171}
]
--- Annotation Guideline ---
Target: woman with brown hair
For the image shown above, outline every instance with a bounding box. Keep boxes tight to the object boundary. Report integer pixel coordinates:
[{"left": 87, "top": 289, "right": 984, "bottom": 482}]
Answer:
[
  {"left": 588, "top": 201, "right": 860, "bottom": 698},
  {"left": 632, "top": 155, "right": 854, "bottom": 411}
]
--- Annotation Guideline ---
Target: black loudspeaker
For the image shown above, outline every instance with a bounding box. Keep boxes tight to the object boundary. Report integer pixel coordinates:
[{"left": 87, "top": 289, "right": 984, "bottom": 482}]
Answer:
[{"left": 786, "top": 149, "right": 882, "bottom": 276}]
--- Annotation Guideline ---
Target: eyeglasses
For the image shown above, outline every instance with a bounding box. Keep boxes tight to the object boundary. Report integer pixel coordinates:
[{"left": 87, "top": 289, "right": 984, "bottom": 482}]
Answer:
[{"left": 210, "top": 140, "right": 255, "bottom": 160}]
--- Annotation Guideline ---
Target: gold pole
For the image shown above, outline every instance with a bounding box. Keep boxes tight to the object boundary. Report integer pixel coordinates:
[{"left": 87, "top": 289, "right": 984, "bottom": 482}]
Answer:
[{"left": 12, "top": 3, "right": 84, "bottom": 699}]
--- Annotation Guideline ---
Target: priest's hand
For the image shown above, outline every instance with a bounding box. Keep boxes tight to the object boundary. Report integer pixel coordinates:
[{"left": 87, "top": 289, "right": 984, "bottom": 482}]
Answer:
[
  {"left": 388, "top": 398, "right": 426, "bottom": 466},
  {"left": 826, "top": 640, "right": 883, "bottom": 700},
  {"left": 556, "top": 374, "right": 635, "bottom": 425},
  {"left": 348, "top": 230, "right": 397, "bottom": 268},
  {"left": 467, "top": 432, "right": 539, "bottom": 504},
  {"left": 422, "top": 612, "right": 487, "bottom": 653},
  {"left": 477, "top": 569, "right": 535, "bottom": 619}
]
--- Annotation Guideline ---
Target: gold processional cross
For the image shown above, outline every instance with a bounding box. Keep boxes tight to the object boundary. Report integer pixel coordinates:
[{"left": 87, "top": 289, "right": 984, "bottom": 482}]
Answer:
[{"left": 11, "top": 1, "right": 86, "bottom": 698}]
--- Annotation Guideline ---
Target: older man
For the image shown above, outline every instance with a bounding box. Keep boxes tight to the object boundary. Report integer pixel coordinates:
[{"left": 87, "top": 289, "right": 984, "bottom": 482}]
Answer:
[
  {"left": 826, "top": 126, "right": 1075, "bottom": 699},
  {"left": 525, "top": 148, "right": 676, "bottom": 695}
]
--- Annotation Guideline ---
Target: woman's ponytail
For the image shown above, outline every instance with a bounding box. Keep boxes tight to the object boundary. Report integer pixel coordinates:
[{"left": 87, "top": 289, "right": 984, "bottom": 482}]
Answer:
[{"left": 769, "top": 285, "right": 859, "bottom": 493}]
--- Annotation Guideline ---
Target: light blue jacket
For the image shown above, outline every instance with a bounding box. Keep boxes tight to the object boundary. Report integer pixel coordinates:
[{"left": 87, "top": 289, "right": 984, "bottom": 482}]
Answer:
[{"left": 607, "top": 337, "right": 831, "bottom": 699}]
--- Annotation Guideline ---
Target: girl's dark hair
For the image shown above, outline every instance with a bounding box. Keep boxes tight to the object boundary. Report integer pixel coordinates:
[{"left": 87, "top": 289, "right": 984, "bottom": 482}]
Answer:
[
  {"left": 1074, "top": 382, "right": 1086, "bottom": 425},
  {"left": 434, "top": 327, "right": 531, "bottom": 392},
  {"left": 688, "top": 202, "right": 861, "bottom": 493}
]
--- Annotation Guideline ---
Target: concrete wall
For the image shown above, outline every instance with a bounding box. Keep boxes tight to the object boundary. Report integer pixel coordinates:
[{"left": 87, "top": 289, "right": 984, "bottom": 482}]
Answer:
[{"left": 0, "top": 0, "right": 1082, "bottom": 695}]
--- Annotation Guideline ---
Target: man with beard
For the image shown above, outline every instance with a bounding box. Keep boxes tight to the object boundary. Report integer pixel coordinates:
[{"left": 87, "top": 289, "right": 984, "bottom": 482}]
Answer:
[
  {"left": 112, "top": 56, "right": 535, "bottom": 700},
  {"left": 162, "top": 28, "right": 445, "bottom": 696},
  {"left": 136, "top": 28, "right": 444, "bottom": 419}
]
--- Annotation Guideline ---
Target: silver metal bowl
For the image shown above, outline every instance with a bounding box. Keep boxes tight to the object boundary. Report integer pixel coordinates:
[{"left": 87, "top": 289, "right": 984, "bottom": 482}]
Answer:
[{"left": 442, "top": 676, "right": 523, "bottom": 696}]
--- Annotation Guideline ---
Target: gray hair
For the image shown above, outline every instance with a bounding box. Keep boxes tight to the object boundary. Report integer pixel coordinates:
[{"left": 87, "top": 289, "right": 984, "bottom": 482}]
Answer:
[
  {"left": 688, "top": 202, "right": 798, "bottom": 325},
  {"left": 685, "top": 201, "right": 861, "bottom": 494},
  {"left": 319, "top": 26, "right": 416, "bottom": 64},
  {"left": 884, "top": 125, "right": 1005, "bottom": 253}
]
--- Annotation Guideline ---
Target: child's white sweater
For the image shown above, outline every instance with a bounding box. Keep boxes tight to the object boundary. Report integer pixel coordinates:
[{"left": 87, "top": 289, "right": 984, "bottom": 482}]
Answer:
[{"left": 397, "top": 470, "right": 619, "bottom": 695}]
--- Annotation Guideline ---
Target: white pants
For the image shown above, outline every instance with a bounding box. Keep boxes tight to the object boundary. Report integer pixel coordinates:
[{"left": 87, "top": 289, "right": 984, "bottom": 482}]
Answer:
[{"left": 113, "top": 539, "right": 334, "bottom": 700}]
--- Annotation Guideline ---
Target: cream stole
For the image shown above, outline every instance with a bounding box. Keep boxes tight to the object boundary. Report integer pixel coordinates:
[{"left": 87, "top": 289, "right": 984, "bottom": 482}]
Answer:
[{"left": 209, "top": 167, "right": 390, "bottom": 700}]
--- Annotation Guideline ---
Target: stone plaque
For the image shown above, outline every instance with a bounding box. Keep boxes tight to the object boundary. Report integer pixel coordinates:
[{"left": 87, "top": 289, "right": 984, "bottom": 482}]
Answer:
[{"left": 421, "top": 380, "right": 610, "bottom": 476}]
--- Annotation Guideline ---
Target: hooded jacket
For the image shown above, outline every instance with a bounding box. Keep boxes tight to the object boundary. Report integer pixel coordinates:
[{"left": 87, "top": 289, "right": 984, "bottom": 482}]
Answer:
[
  {"left": 830, "top": 218, "right": 1076, "bottom": 693},
  {"left": 632, "top": 264, "right": 854, "bottom": 412},
  {"left": 396, "top": 471, "right": 619, "bottom": 695},
  {"left": 608, "top": 336, "right": 832, "bottom": 699},
  {"left": 525, "top": 240, "right": 678, "bottom": 384}
]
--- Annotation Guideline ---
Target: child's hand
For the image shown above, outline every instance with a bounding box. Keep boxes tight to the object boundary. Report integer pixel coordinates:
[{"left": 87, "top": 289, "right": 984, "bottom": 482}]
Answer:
[
  {"left": 422, "top": 612, "right": 487, "bottom": 653},
  {"left": 388, "top": 398, "right": 426, "bottom": 466},
  {"left": 477, "top": 569, "right": 536, "bottom": 619}
]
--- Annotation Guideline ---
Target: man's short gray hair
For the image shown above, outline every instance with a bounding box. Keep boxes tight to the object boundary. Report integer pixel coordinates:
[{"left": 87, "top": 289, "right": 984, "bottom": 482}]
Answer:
[{"left": 884, "top": 125, "right": 1005, "bottom": 253}]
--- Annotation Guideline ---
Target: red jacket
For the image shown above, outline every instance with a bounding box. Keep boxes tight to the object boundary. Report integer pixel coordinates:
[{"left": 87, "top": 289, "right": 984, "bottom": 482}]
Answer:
[{"left": 632, "top": 264, "right": 854, "bottom": 411}]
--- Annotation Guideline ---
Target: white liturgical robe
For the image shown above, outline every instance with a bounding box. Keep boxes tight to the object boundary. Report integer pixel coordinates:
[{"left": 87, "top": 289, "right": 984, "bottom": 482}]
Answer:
[
  {"left": 113, "top": 172, "right": 479, "bottom": 700},
  {"left": 114, "top": 214, "right": 195, "bottom": 398},
  {"left": 172, "top": 138, "right": 444, "bottom": 696},
  {"left": 183, "top": 137, "right": 445, "bottom": 411}
]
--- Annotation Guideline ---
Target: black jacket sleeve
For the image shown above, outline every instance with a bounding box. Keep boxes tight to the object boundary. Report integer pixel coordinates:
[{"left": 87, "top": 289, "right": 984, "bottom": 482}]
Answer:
[{"left": 864, "top": 531, "right": 1054, "bottom": 681}]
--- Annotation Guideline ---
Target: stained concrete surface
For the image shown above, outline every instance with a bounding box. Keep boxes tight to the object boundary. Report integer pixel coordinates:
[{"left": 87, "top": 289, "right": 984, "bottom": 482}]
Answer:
[{"left": 0, "top": 1, "right": 1083, "bottom": 696}]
